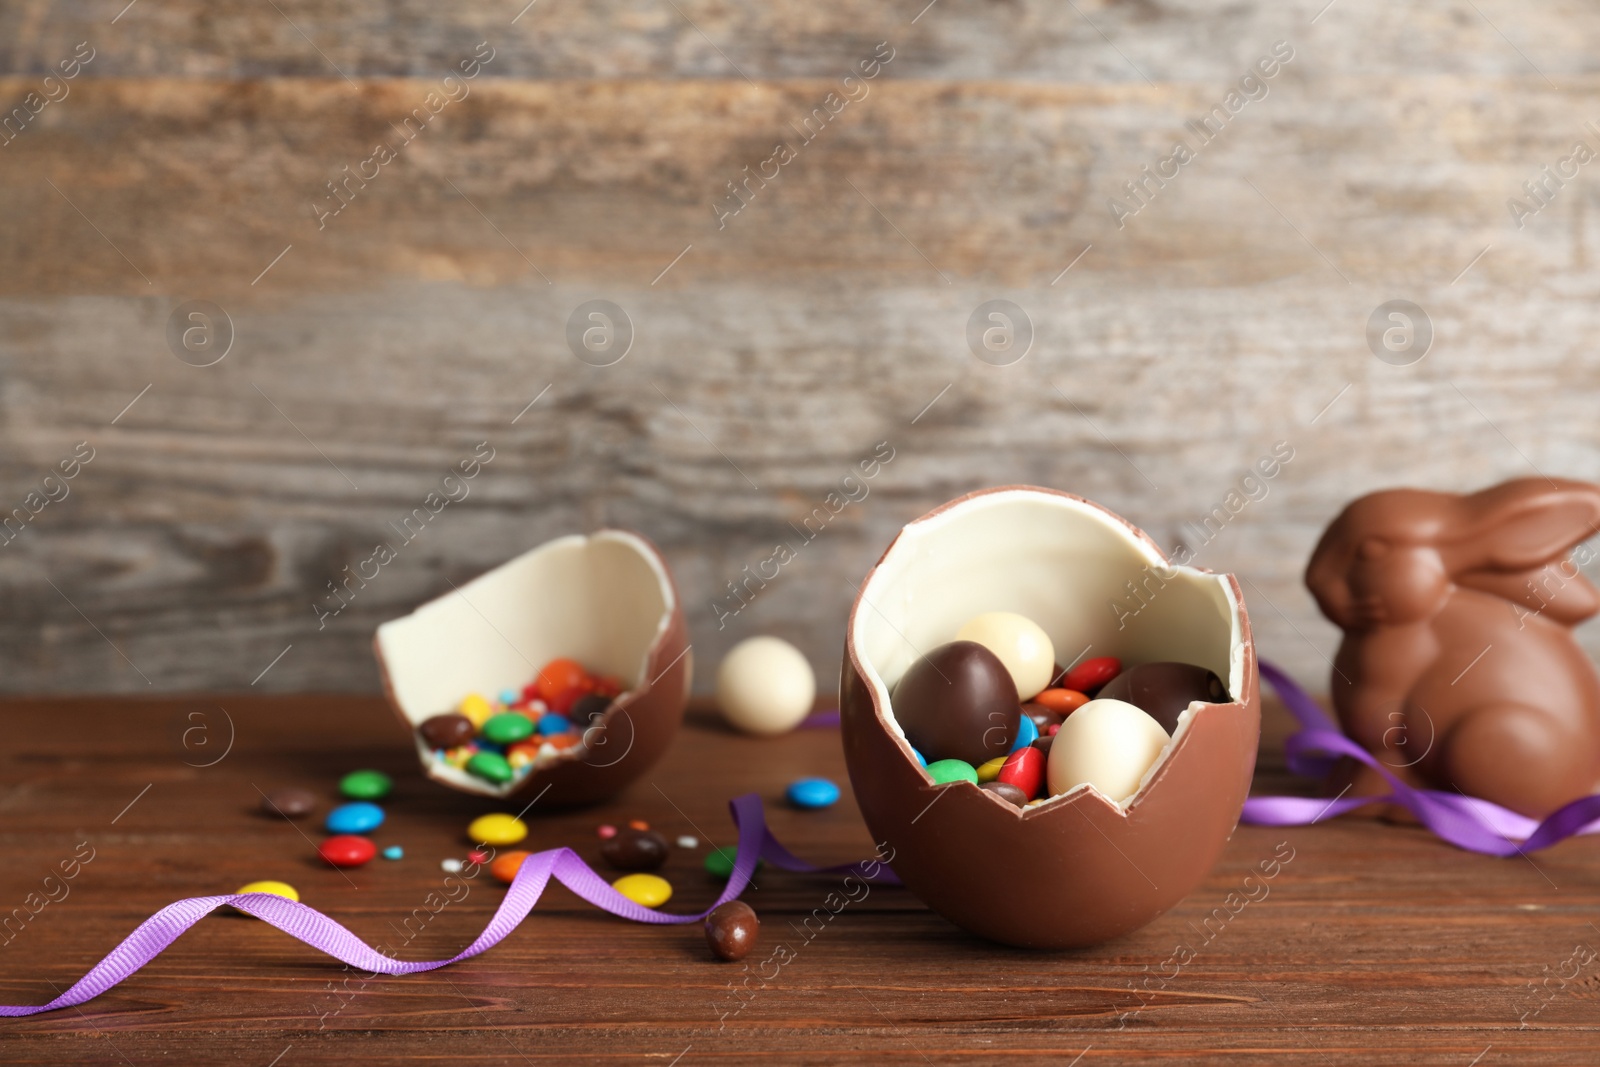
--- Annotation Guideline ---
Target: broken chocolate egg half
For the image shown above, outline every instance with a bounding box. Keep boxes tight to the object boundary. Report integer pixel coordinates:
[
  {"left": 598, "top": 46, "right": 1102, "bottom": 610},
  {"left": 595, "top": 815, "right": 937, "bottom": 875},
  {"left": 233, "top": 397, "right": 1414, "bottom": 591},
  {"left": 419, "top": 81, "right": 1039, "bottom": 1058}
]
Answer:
[
  {"left": 841, "top": 486, "right": 1259, "bottom": 948},
  {"left": 374, "top": 529, "right": 691, "bottom": 807}
]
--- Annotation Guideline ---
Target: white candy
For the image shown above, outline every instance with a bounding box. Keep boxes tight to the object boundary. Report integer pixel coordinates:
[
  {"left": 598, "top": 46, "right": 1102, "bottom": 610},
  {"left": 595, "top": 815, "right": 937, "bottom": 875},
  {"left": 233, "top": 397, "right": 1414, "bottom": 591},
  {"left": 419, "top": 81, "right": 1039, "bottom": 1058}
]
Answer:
[
  {"left": 717, "top": 636, "right": 816, "bottom": 736},
  {"left": 1046, "top": 698, "right": 1171, "bottom": 805},
  {"left": 956, "top": 611, "right": 1055, "bottom": 700}
]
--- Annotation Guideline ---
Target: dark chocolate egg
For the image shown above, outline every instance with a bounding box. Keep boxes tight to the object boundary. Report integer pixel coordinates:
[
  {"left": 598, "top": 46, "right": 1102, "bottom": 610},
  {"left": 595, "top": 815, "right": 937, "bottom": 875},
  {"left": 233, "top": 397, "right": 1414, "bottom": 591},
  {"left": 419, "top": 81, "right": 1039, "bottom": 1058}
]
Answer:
[
  {"left": 892, "top": 641, "right": 1020, "bottom": 766},
  {"left": 1098, "top": 662, "right": 1229, "bottom": 734}
]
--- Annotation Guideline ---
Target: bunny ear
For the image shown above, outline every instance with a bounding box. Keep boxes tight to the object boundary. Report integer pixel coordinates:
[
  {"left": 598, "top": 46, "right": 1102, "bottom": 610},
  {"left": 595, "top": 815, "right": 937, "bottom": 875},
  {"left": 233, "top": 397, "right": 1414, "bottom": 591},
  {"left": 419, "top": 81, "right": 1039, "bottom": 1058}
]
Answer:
[{"left": 1449, "top": 479, "right": 1600, "bottom": 572}]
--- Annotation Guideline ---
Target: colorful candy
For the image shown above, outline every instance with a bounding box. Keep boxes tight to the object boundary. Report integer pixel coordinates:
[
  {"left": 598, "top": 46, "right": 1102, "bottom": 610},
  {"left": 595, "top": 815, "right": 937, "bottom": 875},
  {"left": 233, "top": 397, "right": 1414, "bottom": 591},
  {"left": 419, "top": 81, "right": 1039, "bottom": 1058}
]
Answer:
[
  {"left": 704, "top": 845, "right": 762, "bottom": 879},
  {"left": 1062, "top": 656, "right": 1121, "bottom": 696},
  {"left": 236, "top": 880, "right": 299, "bottom": 902},
  {"left": 534, "top": 657, "right": 591, "bottom": 713},
  {"left": 482, "top": 712, "right": 535, "bottom": 745},
  {"left": 458, "top": 693, "right": 494, "bottom": 729},
  {"left": 996, "top": 746, "right": 1044, "bottom": 799},
  {"left": 677, "top": 835, "right": 698, "bottom": 848},
  {"left": 1010, "top": 713, "right": 1038, "bottom": 752},
  {"left": 597, "top": 824, "right": 618, "bottom": 840},
  {"left": 339, "top": 770, "right": 392, "bottom": 800},
  {"left": 490, "top": 850, "right": 532, "bottom": 884},
  {"left": 704, "top": 900, "right": 760, "bottom": 961},
  {"left": 611, "top": 873, "right": 672, "bottom": 907},
  {"left": 419, "top": 714, "right": 476, "bottom": 749},
  {"left": 325, "top": 802, "right": 384, "bottom": 834},
  {"left": 956, "top": 611, "right": 1056, "bottom": 700},
  {"left": 382, "top": 846, "right": 403, "bottom": 860},
  {"left": 926, "top": 759, "right": 979, "bottom": 786},
  {"left": 260, "top": 788, "right": 316, "bottom": 819},
  {"left": 976, "top": 757, "right": 1007, "bottom": 783},
  {"left": 466, "top": 751, "right": 513, "bottom": 784},
  {"left": 979, "top": 781, "right": 1028, "bottom": 806},
  {"left": 468, "top": 813, "right": 528, "bottom": 846},
  {"left": 785, "top": 777, "right": 841, "bottom": 809},
  {"left": 319, "top": 835, "right": 377, "bottom": 868},
  {"left": 441, "top": 858, "right": 463, "bottom": 873},
  {"left": 600, "top": 827, "right": 669, "bottom": 871}
]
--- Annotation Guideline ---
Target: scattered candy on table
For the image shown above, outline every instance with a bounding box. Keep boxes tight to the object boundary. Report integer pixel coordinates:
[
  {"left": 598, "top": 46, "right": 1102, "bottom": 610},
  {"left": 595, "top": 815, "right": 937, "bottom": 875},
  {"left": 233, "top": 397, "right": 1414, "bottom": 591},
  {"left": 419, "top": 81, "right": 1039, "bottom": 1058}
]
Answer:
[
  {"left": 716, "top": 635, "right": 817, "bottom": 736},
  {"left": 676, "top": 835, "right": 698, "bottom": 849},
  {"left": 785, "top": 777, "right": 841, "bottom": 810},
  {"left": 627, "top": 819, "right": 650, "bottom": 831},
  {"left": 325, "top": 802, "right": 385, "bottom": 835},
  {"left": 600, "top": 827, "right": 669, "bottom": 872},
  {"left": 704, "top": 846, "right": 762, "bottom": 879},
  {"left": 467, "top": 850, "right": 489, "bottom": 865},
  {"left": 339, "top": 770, "right": 392, "bottom": 800},
  {"left": 260, "top": 788, "right": 317, "bottom": 819},
  {"left": 597, "top": 824, "right": 617, "bottom": 839},
  {"left": 468, "top": 813, "right": 529, "bottom": 847},
  {"left": 382, "top": 846, "right": 404, "bottom": 860},
  {"left": 704, "top": 900, "right": 760, "bottom": 962},
  {"left": 319, "top": 835, "right": 377, "bottom": 868},
  {"left": 611, "top": 873, "right": 672, "bottom": 908},
  {"left": 236, "top": 880, "right": 299, "bottom": 902},
  {"left": 490, "top": 850, "right": 532, "bottom": 884},
  {"left": 441, "top": 858, "right": 463, "bottom": 873}
]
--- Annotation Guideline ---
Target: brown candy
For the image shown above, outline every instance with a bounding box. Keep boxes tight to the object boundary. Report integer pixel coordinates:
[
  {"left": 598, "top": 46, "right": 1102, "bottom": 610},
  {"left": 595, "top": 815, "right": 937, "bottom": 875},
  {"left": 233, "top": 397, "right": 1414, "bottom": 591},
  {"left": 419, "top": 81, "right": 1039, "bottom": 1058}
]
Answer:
[
  {"left": 1024, "top": 702, "right": 1063, "bottom": 735},
  {"left": 979, "top": 780, "right": 1028, "bottom": 806},
  {"left": 418, "top": 713, "right": 476, "bottom": 749},
  {"left": 893, "top": 641, "right": 1020, "bottom": 766},
  {"left": 260, "top": 787, "right": 317, "bottom": 818},
  {"left": 1030, "top": 733, "right": 1054, "bottom": 758},
  {"left": 1097, "top": 662, "right": 1228, "bottom": 735},
  {"left": 570, "top": 692, "right": 612, "bottom": 724},
  {"left": 704, "top": 900, "right": 760, "bottom": 961},
  {"left": 600, "top": 827, "right": 669, "bottom": 871}
]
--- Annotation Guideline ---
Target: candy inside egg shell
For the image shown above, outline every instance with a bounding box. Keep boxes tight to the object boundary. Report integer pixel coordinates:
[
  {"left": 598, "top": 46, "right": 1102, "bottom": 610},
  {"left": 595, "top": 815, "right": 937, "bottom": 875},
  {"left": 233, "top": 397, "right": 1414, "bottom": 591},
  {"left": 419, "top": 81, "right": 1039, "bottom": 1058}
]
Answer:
[
  {"left": 841, "top": 485, "right": 1260, "bottom": 949},
  {"left": 374, "top": 529, "right": 691, "bottom": 807}
]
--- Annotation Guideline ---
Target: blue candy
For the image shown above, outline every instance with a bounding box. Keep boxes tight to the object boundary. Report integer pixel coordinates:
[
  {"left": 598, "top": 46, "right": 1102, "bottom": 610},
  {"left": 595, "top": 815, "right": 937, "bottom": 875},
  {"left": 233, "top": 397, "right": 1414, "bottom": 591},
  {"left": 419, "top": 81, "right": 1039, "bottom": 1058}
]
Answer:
[
  {"left": 786, "top": 776, "right": 841, "bottom": 810},
  {"left": 1011, "top": 713, "right": 1038, "bottom": 752},
  {"left": 382, "top": 845, "right": 404, "bottom": 860},
  {"left": 498, "top": 689, "right": 519, "bottom": 707},
  {"left": 325, "top": 801, "right": 385, "bottom": 835},
  {"left": 538, "top": 713, "right": 572, "bottom": 736},
  {"left": 910, "top": 747, "right": 928, "bottom": 767}
]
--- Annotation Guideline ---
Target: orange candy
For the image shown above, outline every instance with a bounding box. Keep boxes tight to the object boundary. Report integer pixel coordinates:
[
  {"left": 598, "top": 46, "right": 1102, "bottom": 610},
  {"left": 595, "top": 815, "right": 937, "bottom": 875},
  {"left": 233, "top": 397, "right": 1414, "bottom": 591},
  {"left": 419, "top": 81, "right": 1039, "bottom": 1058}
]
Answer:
[
  {"left": 535, "top": 658, "right": 593, "bottom": 713},
  {"left": 628, "top": 819, "right": 650, "bottom": 831},
  {"left": 545, "top": 733, "right": 581, "bottom": 751},
  {"left": 1033, "top": 688, "right": 1090, "bottom": 714},
  {"left": 490, "top": 850, "right": 532, "bottom": 884}
]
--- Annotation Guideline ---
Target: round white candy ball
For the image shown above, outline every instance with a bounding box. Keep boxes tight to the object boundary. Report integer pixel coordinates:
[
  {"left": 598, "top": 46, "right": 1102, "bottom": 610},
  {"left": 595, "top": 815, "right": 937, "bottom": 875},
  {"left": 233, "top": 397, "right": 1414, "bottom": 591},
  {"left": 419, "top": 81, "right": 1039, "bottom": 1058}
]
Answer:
[
  {"left": 717, "top": 636, "right": 816, "bottom": 736},
  {"left": 955, "top": 611, "right": 1055, "bottom": 700},
  {"left": 1046, "top": 698, "right": 1171, "bottom": 804}
]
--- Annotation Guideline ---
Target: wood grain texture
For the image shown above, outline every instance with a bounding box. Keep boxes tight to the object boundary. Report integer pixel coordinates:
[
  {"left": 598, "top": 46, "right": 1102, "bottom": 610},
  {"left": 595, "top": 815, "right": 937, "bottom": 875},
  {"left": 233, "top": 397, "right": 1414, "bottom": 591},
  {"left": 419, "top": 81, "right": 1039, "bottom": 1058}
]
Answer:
[
  {"left": 2, "top": 0, "right": 1600, "bottom": 691},
  {"left": 2, "top": 694, "right": 1598, "bottom": 1064}
]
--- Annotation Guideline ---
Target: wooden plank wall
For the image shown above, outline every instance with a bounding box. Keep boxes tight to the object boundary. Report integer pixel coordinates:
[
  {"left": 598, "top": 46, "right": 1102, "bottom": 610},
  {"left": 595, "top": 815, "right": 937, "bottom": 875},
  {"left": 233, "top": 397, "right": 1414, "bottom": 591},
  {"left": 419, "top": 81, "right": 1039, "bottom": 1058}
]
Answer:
[{"left": 1, "top": 0, "right": 1597, "bottom": 693}]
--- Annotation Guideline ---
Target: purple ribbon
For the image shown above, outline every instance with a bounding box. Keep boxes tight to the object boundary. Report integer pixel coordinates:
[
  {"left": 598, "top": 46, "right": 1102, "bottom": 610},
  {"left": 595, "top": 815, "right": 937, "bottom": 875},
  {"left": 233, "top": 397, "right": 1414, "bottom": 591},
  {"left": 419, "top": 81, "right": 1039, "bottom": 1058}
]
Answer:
[
  {"left": 1, "top": 792, "right": 895, "bottom": 1017},
  {"left": 1244, "top": 659, "right": 1600, "bottom": 854}
]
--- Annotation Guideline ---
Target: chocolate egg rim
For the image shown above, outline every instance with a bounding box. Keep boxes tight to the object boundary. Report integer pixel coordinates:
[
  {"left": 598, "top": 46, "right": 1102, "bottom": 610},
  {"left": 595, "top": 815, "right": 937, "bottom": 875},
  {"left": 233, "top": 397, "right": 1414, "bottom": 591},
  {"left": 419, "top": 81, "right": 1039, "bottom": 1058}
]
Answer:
[
  {"left": 373, "top": 528, "right": 682, "bottom": 799},
  {"left": 845, "top": 485, "right": 1254, "bottom": 818}
]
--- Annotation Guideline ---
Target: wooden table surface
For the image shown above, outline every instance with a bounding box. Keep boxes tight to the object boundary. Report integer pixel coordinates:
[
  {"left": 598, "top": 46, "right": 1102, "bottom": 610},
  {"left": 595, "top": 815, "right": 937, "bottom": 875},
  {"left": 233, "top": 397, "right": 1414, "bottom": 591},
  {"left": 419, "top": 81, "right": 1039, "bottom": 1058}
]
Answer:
[{"left": 2, "top": 694, "right": 1597, "bottom": 1065}]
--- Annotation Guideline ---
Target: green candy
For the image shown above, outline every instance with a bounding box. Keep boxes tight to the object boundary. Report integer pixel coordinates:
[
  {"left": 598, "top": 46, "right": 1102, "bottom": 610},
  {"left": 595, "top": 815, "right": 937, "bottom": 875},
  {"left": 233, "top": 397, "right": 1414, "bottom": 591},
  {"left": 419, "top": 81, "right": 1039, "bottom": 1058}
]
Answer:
[
  {"left": 339, "top": 769, "right": 392, "bottom": 800},
  {"left": 704, "top": 845, "right": 763, "bottom": 880},
  {"left": 926, "top": 759, "right": 978, "bottom": 786},
  {"left": 466, "top": 751, "right": 514, "bottom": 784},
  {"left": 481, "top": 712, "right": 535, "bottom": 745}
]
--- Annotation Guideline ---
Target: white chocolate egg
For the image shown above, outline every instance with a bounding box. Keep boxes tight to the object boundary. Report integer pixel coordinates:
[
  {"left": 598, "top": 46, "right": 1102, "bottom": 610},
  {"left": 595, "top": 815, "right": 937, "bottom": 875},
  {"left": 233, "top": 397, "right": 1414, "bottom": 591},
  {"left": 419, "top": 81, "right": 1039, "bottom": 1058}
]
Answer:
[
  {"left": 1047, "top": 698, "right": 1171, "bottom": 804},
  {"left": 717, "top": 636, "right": 816, "bottom": 736},
  {"left": 955, "top": 611, "right": 1055, "bottom": 700}
]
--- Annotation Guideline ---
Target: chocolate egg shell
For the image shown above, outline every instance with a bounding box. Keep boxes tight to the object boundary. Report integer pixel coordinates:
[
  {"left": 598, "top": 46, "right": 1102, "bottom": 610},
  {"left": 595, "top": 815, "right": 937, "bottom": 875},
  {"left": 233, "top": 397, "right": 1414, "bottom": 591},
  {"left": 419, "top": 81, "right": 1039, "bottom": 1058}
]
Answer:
[
  {"left": 1098, "top": 661, "right": 1230, "bottom": 735},
  {"left": 842, "top": 485, "right": 1259, "bottom": 949},
  {"left": 374, "top": 530, "right": 691, "bottom": 807},
  {"left": 893, "top": 641, "right": 1019, "bottom": 766}
]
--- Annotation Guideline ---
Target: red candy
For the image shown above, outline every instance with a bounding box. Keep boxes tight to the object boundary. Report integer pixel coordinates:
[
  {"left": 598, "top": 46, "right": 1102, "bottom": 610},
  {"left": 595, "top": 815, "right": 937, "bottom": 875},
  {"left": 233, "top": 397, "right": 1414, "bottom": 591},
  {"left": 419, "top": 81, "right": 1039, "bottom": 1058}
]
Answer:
[
  {"left": 996, "top": 746, "right": 1044, "bottom": 800},
  {"left": 1062, "top": 657, "right": 1121, "bottom": 695},
  {"left": 534, "top": 657, "right": 593, "bottom": 714},
  {"left": 319, "top": 835, "right": 377, "bottom": 868},
  {"left": 468, "top": 850, "right": 489, "bottom": 864}
]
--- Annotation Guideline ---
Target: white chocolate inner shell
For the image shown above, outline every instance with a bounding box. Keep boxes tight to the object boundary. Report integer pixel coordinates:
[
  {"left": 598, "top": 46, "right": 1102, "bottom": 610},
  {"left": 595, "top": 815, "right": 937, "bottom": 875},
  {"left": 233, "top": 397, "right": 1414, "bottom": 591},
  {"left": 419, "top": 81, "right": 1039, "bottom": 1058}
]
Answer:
[
  {"left": 376, "top": 531, "right": 676, "bottom": 793},
  {"left": 849, "top": 489, "right": 1244, "bottom": 808}
]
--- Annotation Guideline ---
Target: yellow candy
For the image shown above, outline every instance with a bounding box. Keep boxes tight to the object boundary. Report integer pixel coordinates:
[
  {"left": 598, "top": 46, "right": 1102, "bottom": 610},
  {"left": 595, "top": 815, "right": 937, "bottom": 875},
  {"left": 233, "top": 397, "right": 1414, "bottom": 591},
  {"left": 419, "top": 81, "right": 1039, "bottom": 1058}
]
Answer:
[
  {"left": 458, "top": 693, "right": 494, "bottom": 728},
  {"left": 976, "top": 756, "right": 1007, "bottom": 783},
  {"left": 443, "top": 746, "right": 473, "bottom": 768},
  {"left": 468, "top": 812, "right": 528, "bottom": 847},
  {"left": 507, "top": 748, "right": 534, "bottom": 769},
  {"left": 612, "top": 873, "right": 672, "bottom": 908},
  {"left": 235, "top": 880, "right": 299, "bottom": 903}
]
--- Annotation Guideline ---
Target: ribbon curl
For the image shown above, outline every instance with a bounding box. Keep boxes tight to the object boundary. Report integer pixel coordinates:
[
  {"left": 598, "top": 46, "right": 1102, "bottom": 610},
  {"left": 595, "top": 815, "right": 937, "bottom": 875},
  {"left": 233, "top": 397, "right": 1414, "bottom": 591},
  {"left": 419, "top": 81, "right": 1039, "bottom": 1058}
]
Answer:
[
  {"left": 1242, "top": 659, "right": 1600, "bottom": 854},
  {"left": 1, "top": 792, "right": 895, "bottom": 1017}
]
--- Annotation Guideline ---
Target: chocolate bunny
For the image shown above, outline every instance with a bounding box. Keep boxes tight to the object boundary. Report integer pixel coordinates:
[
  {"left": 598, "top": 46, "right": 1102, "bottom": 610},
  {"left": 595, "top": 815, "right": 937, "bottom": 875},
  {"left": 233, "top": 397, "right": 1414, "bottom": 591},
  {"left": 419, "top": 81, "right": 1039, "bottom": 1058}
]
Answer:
[{"left": 1305, "top": 478, "right": 1600, "bottom": 818}]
